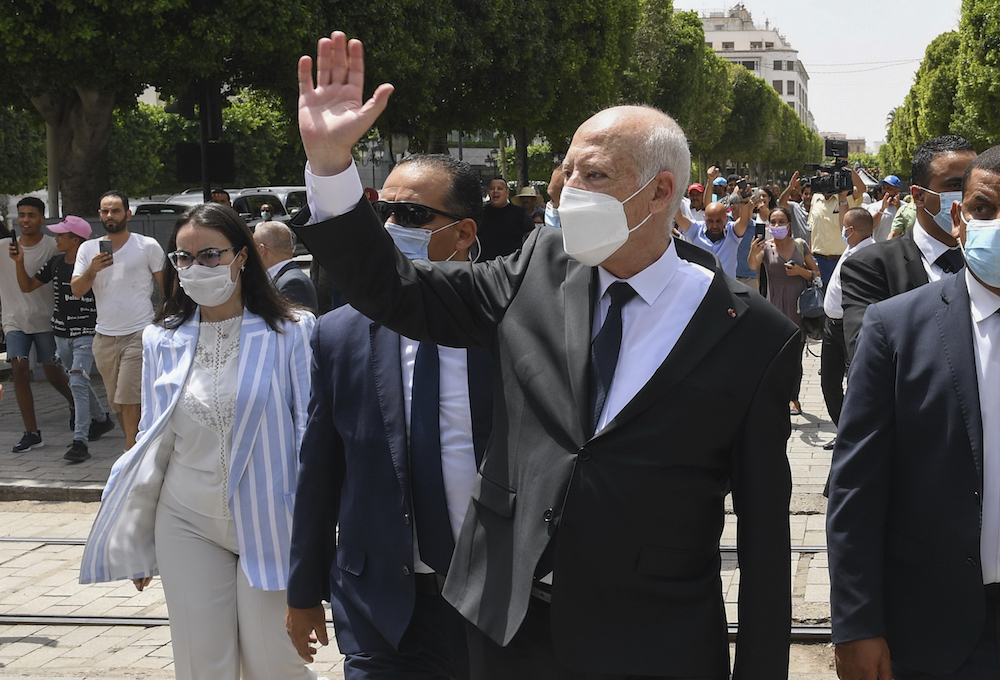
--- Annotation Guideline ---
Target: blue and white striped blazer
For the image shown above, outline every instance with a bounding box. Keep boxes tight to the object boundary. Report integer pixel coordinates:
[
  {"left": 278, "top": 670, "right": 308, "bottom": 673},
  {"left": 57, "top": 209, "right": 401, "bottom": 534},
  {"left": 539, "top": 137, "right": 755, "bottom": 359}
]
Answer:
[{"left": 79, "top": 308, "right": 314, "bottom": 591}]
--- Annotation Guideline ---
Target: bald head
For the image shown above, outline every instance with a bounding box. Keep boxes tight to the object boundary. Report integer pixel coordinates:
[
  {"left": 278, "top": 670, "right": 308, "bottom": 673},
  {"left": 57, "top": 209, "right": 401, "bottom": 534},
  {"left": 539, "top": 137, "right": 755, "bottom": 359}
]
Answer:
[{"left": 253, "top": 220, "right": 295, "bottom": 268}]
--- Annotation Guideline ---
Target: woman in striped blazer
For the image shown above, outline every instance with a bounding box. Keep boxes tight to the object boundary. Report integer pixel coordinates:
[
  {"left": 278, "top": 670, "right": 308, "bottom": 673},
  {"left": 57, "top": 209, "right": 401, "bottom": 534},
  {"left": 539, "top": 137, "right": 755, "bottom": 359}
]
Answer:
[{"left": 80, "top": 203, "right": 316, "bottom": 680}]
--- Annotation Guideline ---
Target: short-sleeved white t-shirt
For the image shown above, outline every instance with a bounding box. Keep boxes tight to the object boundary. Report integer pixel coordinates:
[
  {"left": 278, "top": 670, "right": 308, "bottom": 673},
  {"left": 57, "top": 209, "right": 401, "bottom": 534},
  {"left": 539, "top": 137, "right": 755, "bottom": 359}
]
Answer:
[
  {"left": 74, "top": 232, "right": 165, "bottom": 336},
  {"left": 0, "top": 236, "right": 57, "bottom": 334}
]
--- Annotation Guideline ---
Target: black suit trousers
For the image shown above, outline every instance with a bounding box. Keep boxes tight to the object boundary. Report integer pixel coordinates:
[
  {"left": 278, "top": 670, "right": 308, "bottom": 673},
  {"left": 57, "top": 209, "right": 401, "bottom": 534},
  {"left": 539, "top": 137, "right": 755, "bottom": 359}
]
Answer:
[{"left": 821, "top": 318, "right": 848, "bottom": 426}]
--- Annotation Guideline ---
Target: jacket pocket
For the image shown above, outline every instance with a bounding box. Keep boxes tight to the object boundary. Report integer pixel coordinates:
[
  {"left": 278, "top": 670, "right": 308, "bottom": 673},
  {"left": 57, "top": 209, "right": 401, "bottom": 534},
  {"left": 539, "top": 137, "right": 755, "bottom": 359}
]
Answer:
[
  {"left": 472, "top": 474, "right": 516, "bottom": 518},
  {"left": 336, "top": 542, "right": 366, "bottom": 577},
  {"left": 637, "top": 543, "right": 716, "bottom": 579}
]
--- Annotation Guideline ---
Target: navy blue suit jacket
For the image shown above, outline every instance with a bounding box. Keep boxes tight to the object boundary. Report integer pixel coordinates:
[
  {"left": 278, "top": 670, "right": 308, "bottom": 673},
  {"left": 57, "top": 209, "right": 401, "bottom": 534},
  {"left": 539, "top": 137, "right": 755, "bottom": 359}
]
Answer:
[
  {"left": 287, "top": 304, "right": 493, "bottom": 654},
  {"left": 828, "top": 272, "right": 987, "bottom": 675}
]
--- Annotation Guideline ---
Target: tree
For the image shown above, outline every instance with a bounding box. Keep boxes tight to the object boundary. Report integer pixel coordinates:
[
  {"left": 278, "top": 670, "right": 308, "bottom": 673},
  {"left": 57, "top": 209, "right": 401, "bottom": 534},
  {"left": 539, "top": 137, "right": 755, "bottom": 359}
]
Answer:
[
  {"left": 0, "top": 0, "right": 324, "bottom": 215},
  {"left": 954, "top": 0, "right": 1000, "bottom": 147},
  {"left": 0, "top": 106, "right": 47, "bottom": 195}
]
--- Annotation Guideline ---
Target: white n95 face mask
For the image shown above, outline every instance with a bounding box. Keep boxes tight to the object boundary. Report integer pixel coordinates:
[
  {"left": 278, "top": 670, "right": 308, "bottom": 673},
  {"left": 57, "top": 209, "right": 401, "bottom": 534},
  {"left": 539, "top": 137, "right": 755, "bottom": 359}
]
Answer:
[{"left": 559, "top": 176, "right": 655, "bottom": 267}]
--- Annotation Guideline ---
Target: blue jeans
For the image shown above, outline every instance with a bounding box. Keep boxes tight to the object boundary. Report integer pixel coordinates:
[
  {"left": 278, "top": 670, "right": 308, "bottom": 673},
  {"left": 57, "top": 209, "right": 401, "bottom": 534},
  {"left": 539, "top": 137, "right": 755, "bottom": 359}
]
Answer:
[
  {"left": 55, "top": 335, "right": 108, "bottom": 443},
  {"left": 5, "top": 330, "right": 60, "bottom": 365}
]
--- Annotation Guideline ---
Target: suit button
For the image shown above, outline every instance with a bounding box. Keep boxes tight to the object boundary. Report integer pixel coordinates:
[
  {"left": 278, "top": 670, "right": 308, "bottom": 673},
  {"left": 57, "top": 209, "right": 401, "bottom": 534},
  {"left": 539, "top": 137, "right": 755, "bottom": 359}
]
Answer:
[
  {"left": 402, "top": 565, "right": 411, "bottom": 575},
  {"left": 579, "top": 447, "right": 591, "bottom": 461},
  {"left": 968, "top": 557, "right": 979, "bottom": 567},
  {"left": 404, "top": 513, "right": 411, "bottom": 525},
  {"left": 543, "top": 508, "right": 554, "bottom": 522}
]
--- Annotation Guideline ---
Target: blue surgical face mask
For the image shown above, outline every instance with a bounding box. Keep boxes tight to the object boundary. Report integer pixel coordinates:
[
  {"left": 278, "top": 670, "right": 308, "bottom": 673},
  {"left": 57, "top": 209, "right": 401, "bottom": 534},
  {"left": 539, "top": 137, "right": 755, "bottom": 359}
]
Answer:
[
  {"left": 385, "top": 220, "right": 458, "bottom": 261},
  {"left": 960, "top": 212, "right": 1000, "bottom": 288},
  {"left": 544, "top": 202, "right": 561, "bottom": 229},
  {"left": 915, "top": 186, "right": 962, "bottom": 235}
]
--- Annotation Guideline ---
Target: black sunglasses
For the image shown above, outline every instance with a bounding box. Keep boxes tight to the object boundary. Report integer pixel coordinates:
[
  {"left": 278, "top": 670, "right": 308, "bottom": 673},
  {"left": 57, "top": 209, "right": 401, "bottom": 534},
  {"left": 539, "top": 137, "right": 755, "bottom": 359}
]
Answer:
[{"left": 373, "top": 201, "right": 464, "bottom": 228}]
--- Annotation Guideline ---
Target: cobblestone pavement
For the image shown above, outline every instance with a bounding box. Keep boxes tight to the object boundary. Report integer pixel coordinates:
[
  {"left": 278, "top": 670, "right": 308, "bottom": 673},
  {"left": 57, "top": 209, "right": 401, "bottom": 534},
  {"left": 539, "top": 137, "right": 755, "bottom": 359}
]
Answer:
[{"left": 0, "top": 342, "right": 839, "bottom": 679}]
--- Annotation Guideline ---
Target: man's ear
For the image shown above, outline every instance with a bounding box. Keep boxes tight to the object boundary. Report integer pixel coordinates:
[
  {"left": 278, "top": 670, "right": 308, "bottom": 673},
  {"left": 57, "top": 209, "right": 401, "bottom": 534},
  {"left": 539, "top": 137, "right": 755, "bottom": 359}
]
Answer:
[
  {"left": 455, "top": 218, "right": 477, "bottom": 251},
  {"left": 648, "top": 171, "right": 676, "bottom": 214}
]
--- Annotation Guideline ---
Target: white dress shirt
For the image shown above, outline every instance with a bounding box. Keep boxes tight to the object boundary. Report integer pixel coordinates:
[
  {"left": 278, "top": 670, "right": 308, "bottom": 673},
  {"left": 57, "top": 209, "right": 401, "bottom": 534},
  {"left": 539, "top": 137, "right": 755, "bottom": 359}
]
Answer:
[
  {"left": 967, "top": 270, "right": 1000, "bottom": 584},
  {"left": 866, "top": 201, "right": 898, "bottom": 242},
  {"left": 823, "top": 237, "right": 874, "bottom": 319},
  {"left": 913, "top": 224, "right": 963, "bottom": 283},
  {"left": 305, "top": 164, "right": 479, "bottom": 575}
]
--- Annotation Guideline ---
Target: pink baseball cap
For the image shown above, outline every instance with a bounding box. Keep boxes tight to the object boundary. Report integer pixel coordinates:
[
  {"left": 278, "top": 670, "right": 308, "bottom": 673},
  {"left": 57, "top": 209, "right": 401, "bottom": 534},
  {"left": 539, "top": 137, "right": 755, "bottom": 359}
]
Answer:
[{"left": 48, "top": 215, "right": 92, "bottom": 239}]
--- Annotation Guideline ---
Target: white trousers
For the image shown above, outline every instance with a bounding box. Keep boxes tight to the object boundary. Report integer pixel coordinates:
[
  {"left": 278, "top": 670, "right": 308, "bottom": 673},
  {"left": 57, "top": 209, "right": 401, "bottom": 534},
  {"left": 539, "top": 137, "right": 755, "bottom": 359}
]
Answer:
[{"left": 154, "top": 492, "right": 315, "bottom": 680}]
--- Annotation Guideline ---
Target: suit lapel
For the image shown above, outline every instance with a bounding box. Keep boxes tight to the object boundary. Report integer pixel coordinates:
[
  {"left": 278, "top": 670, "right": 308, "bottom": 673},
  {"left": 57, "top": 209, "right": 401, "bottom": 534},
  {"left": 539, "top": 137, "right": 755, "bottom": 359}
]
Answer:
[
  {"left": 370, "top": 323, "right": 410, "bottom": 499},
  {"left": 563, "top": 260, "right": 596, "bottom": 439},
  {"left": 155, "top": 315, "right": 199, "bottom": 407},
  {"left": 229, "top": 311, "right": 275, "bottom": 494},
  {"left": 466, "top": 348, "right": 493, "bottom": 468},
  {"left": 902, "top": 230, "right": 930, "bottom": 288},
  {"left": 596, "top": 273, "right": 748, "bottom": 438},
  {"left": 936, "top": 274, "right": 985, "bottom": 482}
]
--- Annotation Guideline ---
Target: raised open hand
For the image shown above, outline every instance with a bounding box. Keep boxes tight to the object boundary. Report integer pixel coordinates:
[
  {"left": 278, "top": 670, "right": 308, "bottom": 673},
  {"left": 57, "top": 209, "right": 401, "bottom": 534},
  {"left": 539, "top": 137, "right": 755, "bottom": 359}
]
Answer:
[{"left": 297, "top": 32, "right": 394, "bottom": 176}]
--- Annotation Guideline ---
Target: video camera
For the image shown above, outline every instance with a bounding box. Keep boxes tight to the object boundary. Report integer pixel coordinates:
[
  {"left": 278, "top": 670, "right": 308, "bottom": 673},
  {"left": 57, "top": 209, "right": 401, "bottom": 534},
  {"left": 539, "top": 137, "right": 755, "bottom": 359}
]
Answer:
[{"left": 802, "top": 138, "right": 853, "bottom": 195}]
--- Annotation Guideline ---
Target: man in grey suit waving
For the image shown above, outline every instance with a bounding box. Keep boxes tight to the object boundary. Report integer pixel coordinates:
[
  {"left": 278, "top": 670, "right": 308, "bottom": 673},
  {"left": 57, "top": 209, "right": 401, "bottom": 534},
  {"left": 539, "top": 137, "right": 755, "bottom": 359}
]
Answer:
[{"left": 291, "top": 32, "right": 800, "bottom": 679}]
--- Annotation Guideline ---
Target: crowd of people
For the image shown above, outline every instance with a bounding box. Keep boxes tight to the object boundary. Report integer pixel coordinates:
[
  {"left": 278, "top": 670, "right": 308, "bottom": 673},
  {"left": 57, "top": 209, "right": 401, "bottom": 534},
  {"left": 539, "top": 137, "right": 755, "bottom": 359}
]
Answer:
[{"left": 2, "top": 27, "right": 995, "bottom": 680}]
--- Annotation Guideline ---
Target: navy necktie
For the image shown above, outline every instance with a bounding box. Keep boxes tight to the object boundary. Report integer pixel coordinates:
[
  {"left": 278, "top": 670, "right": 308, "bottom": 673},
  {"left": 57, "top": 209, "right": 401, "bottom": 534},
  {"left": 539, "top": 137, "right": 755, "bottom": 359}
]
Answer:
[
  {"left": 409, "top": 342, "right": 455, "bottom": 574},
  {"left": 590, "top": 282, "right": 638, "bottom": 435},
  {"left": 934, "top": 249, "right": 964, "bottom": 274}
]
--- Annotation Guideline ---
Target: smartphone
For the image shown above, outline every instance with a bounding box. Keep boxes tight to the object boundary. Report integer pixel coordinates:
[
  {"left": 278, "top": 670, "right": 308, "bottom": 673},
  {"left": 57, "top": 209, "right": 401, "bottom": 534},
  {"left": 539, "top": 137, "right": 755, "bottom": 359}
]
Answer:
[
  {"left": 754, "top": 222, "right": 766, "bottom": 240},
  {"left": 99, "top": 239, "right": 113, "bottom": 264},
  {"left": 737, "top": 179, "right": 748, "bottom": 192},
  {"left": 752, "top": 187, "right": 760, "bottom": 199},
  {"left": 9, "top": 225, "right": 18, "bottom": 256}
]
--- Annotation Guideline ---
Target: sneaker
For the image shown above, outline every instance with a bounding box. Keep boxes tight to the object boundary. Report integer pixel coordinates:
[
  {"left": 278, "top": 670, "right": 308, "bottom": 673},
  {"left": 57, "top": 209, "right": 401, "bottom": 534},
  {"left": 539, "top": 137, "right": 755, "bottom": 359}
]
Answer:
[
  {"left": 12, "top": 431, "right": 43, "bottom": 452},
  {"left": 64, "top": 440, "right": 91, "bottom": 463},
  {"left": 88, "top": 414, "right": 115, "bottom": 441},
  {"left": 69, "top": 406, "right": 76, "bottom": 431}
]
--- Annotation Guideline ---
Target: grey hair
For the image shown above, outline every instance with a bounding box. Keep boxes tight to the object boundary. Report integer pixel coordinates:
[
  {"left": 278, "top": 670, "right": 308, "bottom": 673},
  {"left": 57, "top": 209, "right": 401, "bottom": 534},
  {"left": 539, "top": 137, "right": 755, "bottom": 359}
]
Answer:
[
  {"left": 630, "top": 106, "right": 691, "bottom": 223},
  {"left": 253, "top": 220, "right": 296, "bottom": 255}
]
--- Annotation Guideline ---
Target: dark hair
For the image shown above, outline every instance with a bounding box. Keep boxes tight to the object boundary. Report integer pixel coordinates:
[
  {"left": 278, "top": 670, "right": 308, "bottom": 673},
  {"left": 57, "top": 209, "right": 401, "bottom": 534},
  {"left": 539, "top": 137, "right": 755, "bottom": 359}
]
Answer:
[
  {"left": 761, "top": 186, "right": 778, "bottom": 210},
  {"left": 155, "top": 203, "right": 297, "bottom": 331},
  {"left": 912, "top": 135, "right": 975, "bottom": 188},
  {"left": 844, "top": 207, "right": 874, "bottom": 234},
  {"left": 963, "top": 144, "right": 1000, "bottom": 194},
  {"left": 211, "top": 188, "right": 230, "bottom": 200},
  {"left": 16, "top": 197, "right": 45, "bottom": 214},
  {"left": 397, "top": 154, "right": 484, "bottom": 226},
  {"left": 768, "top": 206, "right": 793, "bottom": 224},
  {"left": 100, "top": 190, "right": 129, "bottom": 212}
]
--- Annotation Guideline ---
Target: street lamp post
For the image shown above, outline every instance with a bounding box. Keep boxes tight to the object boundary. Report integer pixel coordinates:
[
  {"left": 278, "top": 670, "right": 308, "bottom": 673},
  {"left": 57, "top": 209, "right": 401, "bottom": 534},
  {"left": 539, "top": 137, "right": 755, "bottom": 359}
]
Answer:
[{"left": 358, "top": 137, "right": 386, "bottom": 188}]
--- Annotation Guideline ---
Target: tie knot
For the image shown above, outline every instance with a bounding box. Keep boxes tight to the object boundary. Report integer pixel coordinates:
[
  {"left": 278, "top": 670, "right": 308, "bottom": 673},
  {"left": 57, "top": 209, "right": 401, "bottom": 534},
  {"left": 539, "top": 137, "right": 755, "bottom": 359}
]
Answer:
[
  {"left": 934, "top": 248, "right": 964, "bottom": 274},
  {"left": 607, "top": 281, "right": 637, "bottom": 308}
]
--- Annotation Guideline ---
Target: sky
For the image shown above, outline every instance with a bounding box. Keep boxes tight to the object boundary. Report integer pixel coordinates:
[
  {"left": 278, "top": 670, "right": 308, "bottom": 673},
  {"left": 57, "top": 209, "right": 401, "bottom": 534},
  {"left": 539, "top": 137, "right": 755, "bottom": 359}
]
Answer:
[{"left": 675, "top": 0, "right": 964, "bottom": 152}]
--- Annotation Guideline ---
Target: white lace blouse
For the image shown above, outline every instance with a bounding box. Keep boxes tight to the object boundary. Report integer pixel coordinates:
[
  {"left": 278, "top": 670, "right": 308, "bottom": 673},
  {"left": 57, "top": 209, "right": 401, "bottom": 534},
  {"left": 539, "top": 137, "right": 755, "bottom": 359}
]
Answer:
[{"left": 161, "top": 315, "right": 241, "bottom": 519}]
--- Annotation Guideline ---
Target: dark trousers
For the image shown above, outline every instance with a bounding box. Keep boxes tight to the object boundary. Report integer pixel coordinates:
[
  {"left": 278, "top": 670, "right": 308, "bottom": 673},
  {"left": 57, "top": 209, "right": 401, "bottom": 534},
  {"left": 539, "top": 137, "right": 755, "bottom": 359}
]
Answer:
[
  {"left": 465, "top": 594, "right": 724, "bottom": 680},
  {"left": 344, "top": 586, "right": 470, "bottom": 680},
  {"left": 893, "top": 593, "right": 1000, "bottom": 679},
  {"left": 821, "top": 317, "right": 848, "bottom": 426}
]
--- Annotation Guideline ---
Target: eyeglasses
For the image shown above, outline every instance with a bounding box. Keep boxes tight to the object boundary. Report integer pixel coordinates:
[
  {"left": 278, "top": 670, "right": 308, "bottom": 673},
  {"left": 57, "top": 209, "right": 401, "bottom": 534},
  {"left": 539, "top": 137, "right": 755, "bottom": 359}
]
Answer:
[
  {"left": 372, "top": 201, "right": 464, "bottom": 228},
  {"left": 167, "top": 246, "right": 238, "bottom": 269}
]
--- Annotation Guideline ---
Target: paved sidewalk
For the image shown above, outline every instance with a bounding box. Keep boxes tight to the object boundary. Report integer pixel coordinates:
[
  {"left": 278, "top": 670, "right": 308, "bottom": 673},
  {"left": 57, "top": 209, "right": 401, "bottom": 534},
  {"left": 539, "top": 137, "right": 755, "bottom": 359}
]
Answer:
[{"left": 0, "top": 341, "right": 841, "bottom": 678}]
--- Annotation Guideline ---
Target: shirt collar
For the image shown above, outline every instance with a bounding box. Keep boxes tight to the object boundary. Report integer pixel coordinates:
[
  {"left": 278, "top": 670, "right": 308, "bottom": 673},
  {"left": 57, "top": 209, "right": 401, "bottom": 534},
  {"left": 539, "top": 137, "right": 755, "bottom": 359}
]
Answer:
[
  {"left": 597, "top": 240, "right": 677, "bottom": 306},
  {"left": 266, "top": 258, "right": 294, "bottom": 279},
  {"left": 913, "top": 222, "right": 956, "bottom": 266},
  {"left": 966, "top": 268, "right": 1000, "bottom": 323},
  {"left": 845, "top": 236, "right": 874, "bottom": 256}
]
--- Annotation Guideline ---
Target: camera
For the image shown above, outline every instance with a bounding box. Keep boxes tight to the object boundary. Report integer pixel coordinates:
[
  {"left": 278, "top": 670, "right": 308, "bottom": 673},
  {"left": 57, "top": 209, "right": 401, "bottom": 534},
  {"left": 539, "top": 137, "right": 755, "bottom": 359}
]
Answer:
[{"left": 803, "top": 159, "right": 852, "bottom": 195}]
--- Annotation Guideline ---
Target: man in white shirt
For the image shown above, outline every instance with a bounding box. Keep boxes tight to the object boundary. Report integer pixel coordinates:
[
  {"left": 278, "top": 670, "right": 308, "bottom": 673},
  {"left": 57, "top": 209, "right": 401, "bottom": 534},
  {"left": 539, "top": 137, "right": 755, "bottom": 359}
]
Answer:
[
  {"left": 71, "top": 191, "right": 164, "bottom": 449},
  {"left": 866, "top": 175, "right": 902, "bottom": 242},
  {"left": 1, "top": 197, "right": 74, "bottom": 452},
  {"left": 819, "top": 201, "right": 874, "bottom": 452},
  {"left": 286, "top": 32, "right": 799, "bottom": 680},
  {"left": 828, "top": 143, "right": 1000, "bottom": 680}
]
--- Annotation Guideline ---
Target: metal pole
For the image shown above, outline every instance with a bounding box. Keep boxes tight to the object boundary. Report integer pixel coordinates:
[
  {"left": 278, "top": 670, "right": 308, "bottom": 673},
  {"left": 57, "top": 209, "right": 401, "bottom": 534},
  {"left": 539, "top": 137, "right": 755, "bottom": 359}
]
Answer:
[{"left": 46, "top": 123, "right": 59, "bottom": 218}]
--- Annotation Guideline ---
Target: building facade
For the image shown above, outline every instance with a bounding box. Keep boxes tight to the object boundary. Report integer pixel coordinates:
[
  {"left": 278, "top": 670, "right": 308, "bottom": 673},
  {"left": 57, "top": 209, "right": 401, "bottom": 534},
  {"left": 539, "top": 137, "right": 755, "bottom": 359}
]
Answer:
[{"left": 700, "top": 3, "right": 815, "bottom": 130}]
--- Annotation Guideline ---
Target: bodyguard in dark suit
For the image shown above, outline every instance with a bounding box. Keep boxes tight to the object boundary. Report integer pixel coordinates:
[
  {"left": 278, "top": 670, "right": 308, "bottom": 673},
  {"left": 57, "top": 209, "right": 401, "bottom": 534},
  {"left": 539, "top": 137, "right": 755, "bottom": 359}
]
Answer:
[
  {"left": 840, "top": 136, "right": 976, "bottom": 359},
  {"left": 828, "top": 147, "right": 1000, "bottom": 679},
  {"left": 291, "top": 33, "right": 800, "bottom": 679},
  {"left": 285, "top": 155, "right": 491, "bottom": 679},
  {"left": 254, "top": 220, "right": 319, "bottom": 313}
]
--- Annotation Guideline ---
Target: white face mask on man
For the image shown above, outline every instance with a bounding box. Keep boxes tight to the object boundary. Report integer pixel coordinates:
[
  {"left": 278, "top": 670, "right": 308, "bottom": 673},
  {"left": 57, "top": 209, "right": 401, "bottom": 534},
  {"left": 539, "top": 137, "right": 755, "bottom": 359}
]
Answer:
[{"left": 559, "top": 175, "right": 656, "bottom": 267}]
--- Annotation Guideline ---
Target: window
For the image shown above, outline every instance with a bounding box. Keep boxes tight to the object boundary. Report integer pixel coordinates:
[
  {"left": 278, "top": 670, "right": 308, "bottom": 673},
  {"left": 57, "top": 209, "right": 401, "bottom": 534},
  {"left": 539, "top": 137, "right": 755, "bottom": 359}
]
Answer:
[
  {"left": 765, "top": 42, "right": 774, "bottom": 48},
  {"left": 715, "top": 24, "right": 724, "bottom": 31},
  {"left": 787, "top": 80, "right": 795, "bottom": 95},
  {"left": 772, "top": 80, "right": 783, "bottom": 94},
  {"left": 774, "top": 60, "right": 783, "bottom": 70},
  {"left": 787, "top": 60, "right": 796, "bottom": 71},
  {"left": 705, "top": 42, "right": 712, "bottom": 48},
  {"left": 740, "top": 60, "right": 757, "bottom": 71},
  {"left": 750, "top": 41, "right": 762, "bottom": 49},
  {"left": 722, "top": 41, "right": 734, "bottom": 50}
]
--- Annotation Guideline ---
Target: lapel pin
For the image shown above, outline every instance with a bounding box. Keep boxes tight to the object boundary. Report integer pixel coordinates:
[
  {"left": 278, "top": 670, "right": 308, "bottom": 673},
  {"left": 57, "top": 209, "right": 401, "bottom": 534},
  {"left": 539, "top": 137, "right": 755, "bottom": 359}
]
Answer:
[{"left": 728, "top": 308, "right": 736, "bottom": 318}]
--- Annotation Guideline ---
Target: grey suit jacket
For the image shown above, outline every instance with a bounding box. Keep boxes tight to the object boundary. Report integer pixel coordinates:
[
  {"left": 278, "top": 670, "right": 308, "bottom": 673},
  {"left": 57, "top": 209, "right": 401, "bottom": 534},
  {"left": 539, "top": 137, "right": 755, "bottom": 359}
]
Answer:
[{"left": 274, "top": 261, "right": 319, "bottom": 314}]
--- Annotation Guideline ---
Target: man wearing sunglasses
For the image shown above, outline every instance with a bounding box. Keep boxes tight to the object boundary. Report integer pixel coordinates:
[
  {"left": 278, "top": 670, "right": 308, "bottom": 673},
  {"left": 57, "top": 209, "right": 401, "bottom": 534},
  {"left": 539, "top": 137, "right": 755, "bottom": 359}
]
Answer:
[
  {"left": 287, "top": 152, "right": 494, "bottom": 680},
  {"left": 72, "top": 190, "right": 165, "bottom": 450},
  {"left": 290, "top": 33, "right": 798, "bottom": 680}
]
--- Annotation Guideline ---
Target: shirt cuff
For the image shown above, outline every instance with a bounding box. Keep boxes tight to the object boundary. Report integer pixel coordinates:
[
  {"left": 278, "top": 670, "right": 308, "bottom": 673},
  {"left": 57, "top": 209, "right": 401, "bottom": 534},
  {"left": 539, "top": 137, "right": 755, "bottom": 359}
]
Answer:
[{"left": 305, "top": 161, "right": 365, "bottom": 224}]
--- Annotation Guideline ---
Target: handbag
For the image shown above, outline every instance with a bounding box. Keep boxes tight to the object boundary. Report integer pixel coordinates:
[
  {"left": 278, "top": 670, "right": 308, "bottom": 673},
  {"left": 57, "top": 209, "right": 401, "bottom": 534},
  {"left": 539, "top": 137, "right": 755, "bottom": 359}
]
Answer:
[{"left": 797, "top": 278, "right": 825, "bottom": 319}]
